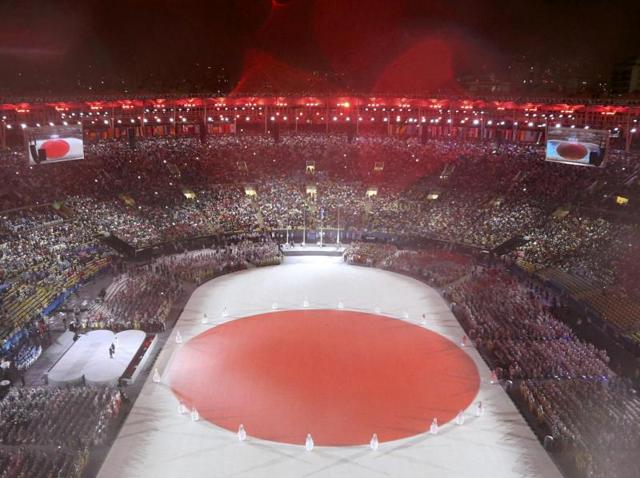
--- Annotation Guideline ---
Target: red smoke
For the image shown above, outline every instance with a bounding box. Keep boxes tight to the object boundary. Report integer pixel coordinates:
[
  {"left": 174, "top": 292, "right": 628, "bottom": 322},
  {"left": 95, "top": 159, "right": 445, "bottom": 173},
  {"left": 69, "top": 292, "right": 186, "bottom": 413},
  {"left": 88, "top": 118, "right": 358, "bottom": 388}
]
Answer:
[
  {"left": 230, "top": 49, "right": 335, "bottom": 96},
  {"left": 373, "top": 37, "right": 457, "bottom": 95},
  {"left": 230, "top": 0, "right": 495, "bottom": 95},
  {"left": 313, "top": 0, "right": 405, "bottom": 81}
]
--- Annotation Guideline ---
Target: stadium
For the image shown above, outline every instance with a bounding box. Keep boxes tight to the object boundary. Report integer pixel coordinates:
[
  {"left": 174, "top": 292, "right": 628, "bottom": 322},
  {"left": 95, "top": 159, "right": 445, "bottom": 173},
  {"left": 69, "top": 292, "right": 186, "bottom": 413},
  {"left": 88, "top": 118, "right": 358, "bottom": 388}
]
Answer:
[{"left": 1, "top": 1, "right": 640, "bottom": 478}]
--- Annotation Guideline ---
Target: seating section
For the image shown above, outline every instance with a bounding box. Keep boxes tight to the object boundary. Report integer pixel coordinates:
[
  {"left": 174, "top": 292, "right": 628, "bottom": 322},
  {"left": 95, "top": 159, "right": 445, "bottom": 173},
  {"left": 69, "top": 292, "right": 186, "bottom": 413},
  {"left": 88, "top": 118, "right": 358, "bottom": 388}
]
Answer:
[
  {"left": 446, "top": 269, "right": 611, "bottom": 380},
  {"left": 348, "top": 243, "right": 640, "bottom": 478},
  {"left": 0, "top": 448, "right": 89, "bottom": 478},
  {"left": 0, "top": 386, "right": 122, "bottom": 477},
  {"left": 2, "top": 136, "right": 640, "bottom": 349},
  {"left": 83, "top": 269, "right": 181, "bottom": 333},
  {"left": 1, "top": 205, "right": 113, "bottom": 346},
  {"left": 78, "top": 241, "right": 280, "bottom": 332},
  {"left": 518, "top": 378, "right": 640, "bottom": 478},
  {"left": 346, "top": 243, "right": 470, "bottom": 288},
  {"left": 0, "top": 134, "right": 639, "bottom": 478},
  {"left": 344, "top": 242, "right": 397, "bottom": 267}
]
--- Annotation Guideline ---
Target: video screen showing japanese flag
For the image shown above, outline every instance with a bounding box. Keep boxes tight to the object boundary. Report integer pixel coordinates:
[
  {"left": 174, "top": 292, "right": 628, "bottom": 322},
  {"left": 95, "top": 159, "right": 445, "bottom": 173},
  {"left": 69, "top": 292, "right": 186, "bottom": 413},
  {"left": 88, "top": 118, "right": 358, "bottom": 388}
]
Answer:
[
  {"left": 25, "top": 125, "right": 84, "bottom": 165},
  {"left": 546, "top": 127, "right": 609, "bottom": 168}
]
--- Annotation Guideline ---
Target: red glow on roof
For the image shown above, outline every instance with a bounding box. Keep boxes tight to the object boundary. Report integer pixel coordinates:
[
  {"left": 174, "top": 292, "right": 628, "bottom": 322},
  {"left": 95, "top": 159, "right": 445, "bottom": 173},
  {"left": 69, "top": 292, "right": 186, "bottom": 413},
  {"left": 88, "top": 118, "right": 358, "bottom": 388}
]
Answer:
[{"left": 373, "top": 37, "right": 458, "bottom": 95}]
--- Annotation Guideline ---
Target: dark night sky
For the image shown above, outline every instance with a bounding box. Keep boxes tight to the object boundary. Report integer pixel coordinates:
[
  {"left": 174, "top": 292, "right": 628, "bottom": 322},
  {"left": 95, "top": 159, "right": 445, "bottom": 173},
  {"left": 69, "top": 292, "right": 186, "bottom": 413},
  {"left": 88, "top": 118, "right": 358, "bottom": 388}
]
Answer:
[{"left": 0, "top": 0, "right": 638, "bottom": 96}]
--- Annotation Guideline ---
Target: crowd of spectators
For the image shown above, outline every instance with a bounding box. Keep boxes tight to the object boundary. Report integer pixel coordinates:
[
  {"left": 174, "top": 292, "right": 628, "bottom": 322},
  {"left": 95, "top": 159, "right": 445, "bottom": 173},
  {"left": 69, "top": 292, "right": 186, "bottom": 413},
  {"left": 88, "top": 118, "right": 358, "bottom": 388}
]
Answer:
[
  {"left": 518, "top": 378, "right": 640, "bottom": 478},
  {"left": 152, "top": 240, "right": 280, "bottom": 284},
  {"left": 79, "top": 240, "right": 280, "bottom": 332},
  {"left": 82, "top": 269, "right": 181, "bottom": 333},
  {"left": 1, "top": 133, "right": 638, "bottom": 361},
  {"left": 456, "top": 266, "right": 639, "bottom": 478},
  {"left": 0, "top": 385, "right": 122, "bottom": 478},
  {"left": 381, "top": 248, "right": 470, "bottom": 287},
  {"left": 0, "top": 132, "right": 639, "bottom": 478},
  {"left": 446, "top": 268, "right": 610, "bottom": 380},
  {"left": 613, "top": 225, "right": 640, "bottom": 298},
  {"left": 344, "top": 242, "right": 397, "bottom": 266},
  {"left": 346, "top": 241, "right": 639, "bottom": 478},
  {"left": 1, "top": 204, "right": 112, "bottom": 360},
  {"left": 0, "top": 447, "right": 89, "bottom": 478},
  {"left": 345, "top": 242, "right": 470, "bottom": 288}
]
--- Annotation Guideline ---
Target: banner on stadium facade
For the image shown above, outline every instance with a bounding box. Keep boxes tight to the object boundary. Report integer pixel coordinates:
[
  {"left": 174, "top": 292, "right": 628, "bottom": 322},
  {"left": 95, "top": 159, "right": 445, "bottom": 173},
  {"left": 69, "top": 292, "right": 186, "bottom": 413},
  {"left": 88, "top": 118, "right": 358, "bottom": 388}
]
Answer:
[
  {"left": 545, "top": 126, "right": 609, "bottom": 168},
  {"left": 24, "top": 125, "right": 85, "bottom": 165}
]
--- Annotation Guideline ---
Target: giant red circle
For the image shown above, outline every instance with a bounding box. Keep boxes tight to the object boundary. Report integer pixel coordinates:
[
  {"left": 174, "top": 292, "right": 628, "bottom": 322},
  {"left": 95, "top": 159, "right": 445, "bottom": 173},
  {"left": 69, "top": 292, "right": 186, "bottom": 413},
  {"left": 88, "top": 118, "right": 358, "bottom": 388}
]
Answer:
[
  {"left": 40, "top": 139, "right": 70, "bottom": 159},
  {"left": 169, "top": 309, "right": 480, "bottom": 446},
  {"left": 556, "top": 142, "right": 588, "bottom": 161}
]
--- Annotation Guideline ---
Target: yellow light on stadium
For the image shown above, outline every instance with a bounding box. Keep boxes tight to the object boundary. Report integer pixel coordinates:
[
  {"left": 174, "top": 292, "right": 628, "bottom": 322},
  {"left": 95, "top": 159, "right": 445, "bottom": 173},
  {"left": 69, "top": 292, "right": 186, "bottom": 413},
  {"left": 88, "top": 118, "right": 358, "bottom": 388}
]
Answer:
[
  {"left": 615, "top": 196, "right": 629, "bottom": 205},
  {"left": 119, "top": 194, "right": 136, "bottom": 206},
  {"left": 305, "top": 161, "right": 315, "bottom": 174}
]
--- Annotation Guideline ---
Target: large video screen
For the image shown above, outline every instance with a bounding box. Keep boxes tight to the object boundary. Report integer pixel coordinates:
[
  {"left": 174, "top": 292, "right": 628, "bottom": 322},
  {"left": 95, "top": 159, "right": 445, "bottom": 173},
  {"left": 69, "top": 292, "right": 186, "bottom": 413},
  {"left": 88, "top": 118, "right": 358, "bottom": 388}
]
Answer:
[
  {"left": 546, "top": 127, "right": 609, "bottom": 167},
  {"left": 24, "top": 125, "right": 84, "bottom": 165}
]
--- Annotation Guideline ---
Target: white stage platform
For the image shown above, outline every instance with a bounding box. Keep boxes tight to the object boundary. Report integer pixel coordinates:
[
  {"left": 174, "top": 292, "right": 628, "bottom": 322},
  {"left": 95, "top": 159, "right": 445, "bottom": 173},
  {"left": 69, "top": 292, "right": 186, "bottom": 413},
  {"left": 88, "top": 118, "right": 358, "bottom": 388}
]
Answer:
[
  {"left": 47, "top": 329, "right": 146, "bottom": 386},
  {"left": 281, "top": 243, "right": 346, "bottom": 256},
  {"left": 99, "top": 256, "right": 562, "bottom": 478}
]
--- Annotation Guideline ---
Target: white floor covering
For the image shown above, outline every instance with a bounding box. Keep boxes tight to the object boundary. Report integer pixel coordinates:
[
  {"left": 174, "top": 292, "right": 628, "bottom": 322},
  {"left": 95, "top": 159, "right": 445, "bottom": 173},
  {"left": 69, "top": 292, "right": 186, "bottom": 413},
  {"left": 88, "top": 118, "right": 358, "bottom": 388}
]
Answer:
[{"left": 98, "top": 256, "right": 562, "bottom": 478}]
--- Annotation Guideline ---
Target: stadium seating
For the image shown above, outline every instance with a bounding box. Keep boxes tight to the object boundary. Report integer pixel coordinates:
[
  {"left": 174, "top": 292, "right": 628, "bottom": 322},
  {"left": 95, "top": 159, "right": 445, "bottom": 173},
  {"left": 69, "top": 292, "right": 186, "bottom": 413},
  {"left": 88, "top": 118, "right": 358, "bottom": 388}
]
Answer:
[{"left": 1, "top": 133, "right": 640, "bottom": 478}]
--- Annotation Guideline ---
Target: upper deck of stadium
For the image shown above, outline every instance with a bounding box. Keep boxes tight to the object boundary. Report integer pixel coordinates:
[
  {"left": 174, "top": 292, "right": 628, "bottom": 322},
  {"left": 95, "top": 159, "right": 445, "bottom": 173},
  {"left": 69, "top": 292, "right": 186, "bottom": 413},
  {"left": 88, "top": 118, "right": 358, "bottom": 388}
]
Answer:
[{"left": 1, "top": 94, "right": 639, "bottom": 151}]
